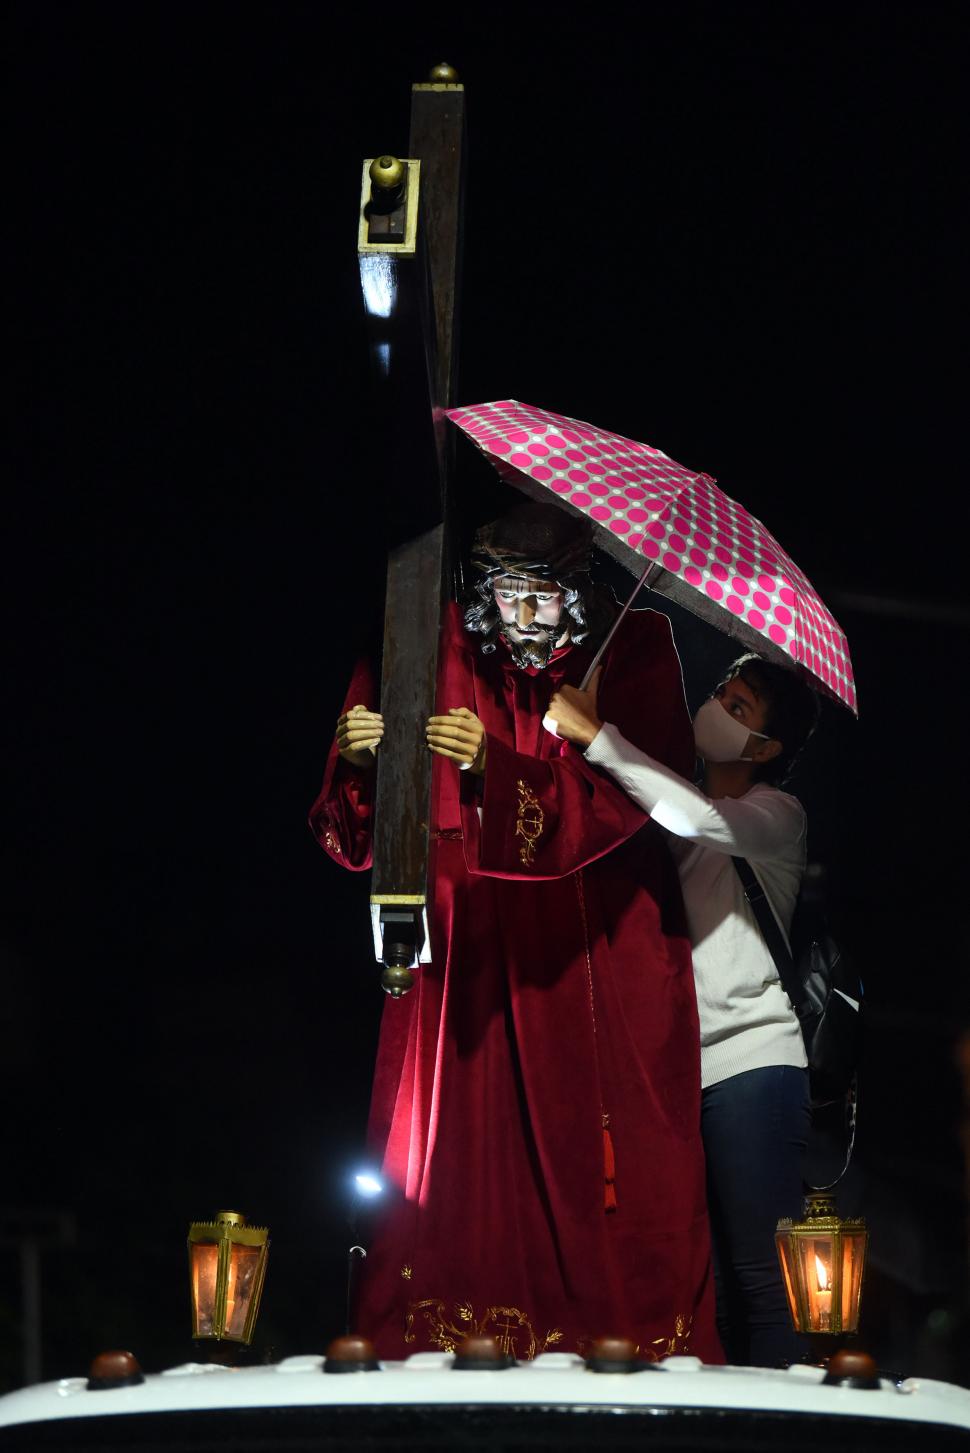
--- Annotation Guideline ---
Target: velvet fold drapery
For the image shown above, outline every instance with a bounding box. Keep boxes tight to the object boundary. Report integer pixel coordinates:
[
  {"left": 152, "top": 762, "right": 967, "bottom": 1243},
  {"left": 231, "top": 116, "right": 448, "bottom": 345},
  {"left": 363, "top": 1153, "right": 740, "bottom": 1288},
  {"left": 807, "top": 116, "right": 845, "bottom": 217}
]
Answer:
[{"left": 310, "top": 604, "right": 721, "bottom": 1362}]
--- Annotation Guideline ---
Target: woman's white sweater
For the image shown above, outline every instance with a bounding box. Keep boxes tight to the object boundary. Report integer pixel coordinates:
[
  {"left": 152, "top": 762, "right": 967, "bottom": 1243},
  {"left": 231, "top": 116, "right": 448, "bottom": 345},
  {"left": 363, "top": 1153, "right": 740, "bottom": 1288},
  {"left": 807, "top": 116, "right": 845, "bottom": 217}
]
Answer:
[{"left": 585, "top": 722, "right": 807, "bottom": 1088}]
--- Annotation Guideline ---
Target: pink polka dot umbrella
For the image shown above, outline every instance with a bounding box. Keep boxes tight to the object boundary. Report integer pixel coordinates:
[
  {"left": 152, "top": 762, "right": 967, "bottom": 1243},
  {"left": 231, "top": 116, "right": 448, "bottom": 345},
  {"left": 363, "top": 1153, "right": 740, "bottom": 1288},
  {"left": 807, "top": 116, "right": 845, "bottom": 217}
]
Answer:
[{"left": 446, "top": 399, "right": 856, "bottom": 713}]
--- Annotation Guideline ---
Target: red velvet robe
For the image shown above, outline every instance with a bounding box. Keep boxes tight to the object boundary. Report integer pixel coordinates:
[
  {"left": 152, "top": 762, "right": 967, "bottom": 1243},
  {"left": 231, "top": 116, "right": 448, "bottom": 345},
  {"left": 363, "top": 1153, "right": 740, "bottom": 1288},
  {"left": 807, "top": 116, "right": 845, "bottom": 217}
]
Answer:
[{"left": 310, "top": 603, "right": 721, "bottom": 1362}]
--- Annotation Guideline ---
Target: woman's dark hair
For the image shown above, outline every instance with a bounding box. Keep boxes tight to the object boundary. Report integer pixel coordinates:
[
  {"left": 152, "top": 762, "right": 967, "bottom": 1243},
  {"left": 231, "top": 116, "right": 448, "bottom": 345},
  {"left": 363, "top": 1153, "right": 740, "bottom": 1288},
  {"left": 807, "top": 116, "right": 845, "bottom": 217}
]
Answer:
[{"left": 721, "top": 653, "right": 820, "bottom": 785}]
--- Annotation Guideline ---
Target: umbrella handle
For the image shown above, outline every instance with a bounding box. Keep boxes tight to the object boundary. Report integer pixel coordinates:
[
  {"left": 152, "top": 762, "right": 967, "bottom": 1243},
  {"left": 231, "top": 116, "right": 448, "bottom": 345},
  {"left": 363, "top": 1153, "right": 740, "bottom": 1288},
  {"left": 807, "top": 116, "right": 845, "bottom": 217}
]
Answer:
[{"left": 578, "top": 561, "right": 661, "bottom": 690}]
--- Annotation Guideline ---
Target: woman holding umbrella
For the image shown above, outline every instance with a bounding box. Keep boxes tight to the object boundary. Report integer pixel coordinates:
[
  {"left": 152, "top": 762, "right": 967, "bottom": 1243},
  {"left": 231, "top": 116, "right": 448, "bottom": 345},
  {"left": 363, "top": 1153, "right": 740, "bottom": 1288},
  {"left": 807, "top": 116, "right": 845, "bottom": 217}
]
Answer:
[{"left": 545, "top": 653, "right": 820, "bottom": 1367}]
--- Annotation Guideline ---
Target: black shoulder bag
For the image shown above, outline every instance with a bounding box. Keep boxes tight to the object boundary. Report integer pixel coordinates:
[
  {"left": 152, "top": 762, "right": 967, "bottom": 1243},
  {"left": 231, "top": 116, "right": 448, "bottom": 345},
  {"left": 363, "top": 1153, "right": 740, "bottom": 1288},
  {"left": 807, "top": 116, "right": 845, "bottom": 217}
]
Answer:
[{"left": 732, "top": 855, "right": 863, "bottom": 1113}]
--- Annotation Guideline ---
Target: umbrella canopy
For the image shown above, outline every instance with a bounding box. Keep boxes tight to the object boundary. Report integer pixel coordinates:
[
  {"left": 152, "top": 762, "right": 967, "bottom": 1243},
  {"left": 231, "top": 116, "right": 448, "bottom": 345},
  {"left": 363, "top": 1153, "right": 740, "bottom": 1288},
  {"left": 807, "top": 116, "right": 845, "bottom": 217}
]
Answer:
[{"left": 447, "top": 399, "right": 856, "bottom": 714}]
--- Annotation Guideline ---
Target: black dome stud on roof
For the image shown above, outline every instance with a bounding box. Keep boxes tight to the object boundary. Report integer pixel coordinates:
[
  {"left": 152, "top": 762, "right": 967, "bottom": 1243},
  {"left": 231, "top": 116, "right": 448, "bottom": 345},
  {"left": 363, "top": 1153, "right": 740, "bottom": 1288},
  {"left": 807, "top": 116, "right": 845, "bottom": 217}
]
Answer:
[
  {"left": 323, "top": 1335, "right": 381, "bottom": 1373},
  {"left": 585, "top": 1336, "right": 654, "bottom": 1374},
  {"left": 452, "top": 1334, "right": 514, "bottom": 1370},
  {"left": 822, "top": 1348, "right": 880, "bottom": 1389},
  {"left": 87, "top": 1351, "right": 145, "bottom": 1390}
]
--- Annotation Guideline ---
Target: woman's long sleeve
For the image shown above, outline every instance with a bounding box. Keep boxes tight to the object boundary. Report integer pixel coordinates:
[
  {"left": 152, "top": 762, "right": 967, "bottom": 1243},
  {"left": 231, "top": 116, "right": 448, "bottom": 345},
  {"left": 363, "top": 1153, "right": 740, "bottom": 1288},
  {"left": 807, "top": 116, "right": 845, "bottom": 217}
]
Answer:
[{"left": 584, "top": 722, "right": 805, "bottom": 861}]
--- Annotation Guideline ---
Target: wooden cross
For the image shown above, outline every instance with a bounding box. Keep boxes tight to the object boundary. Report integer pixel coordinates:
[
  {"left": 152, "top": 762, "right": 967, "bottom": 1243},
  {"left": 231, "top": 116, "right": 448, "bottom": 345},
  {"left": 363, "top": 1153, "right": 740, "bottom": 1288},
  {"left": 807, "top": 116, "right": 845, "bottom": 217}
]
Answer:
[{"left": 356, "top": 65, "right": 467, "bottom": 992}]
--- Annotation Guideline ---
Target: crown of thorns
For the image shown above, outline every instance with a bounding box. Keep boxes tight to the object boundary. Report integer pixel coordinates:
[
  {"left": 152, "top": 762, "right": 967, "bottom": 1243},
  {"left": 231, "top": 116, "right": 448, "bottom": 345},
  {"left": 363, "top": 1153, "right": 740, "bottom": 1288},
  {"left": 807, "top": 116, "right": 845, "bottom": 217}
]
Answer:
[{"left": 470, "top": 503, "right": 593, "bottom": 582}]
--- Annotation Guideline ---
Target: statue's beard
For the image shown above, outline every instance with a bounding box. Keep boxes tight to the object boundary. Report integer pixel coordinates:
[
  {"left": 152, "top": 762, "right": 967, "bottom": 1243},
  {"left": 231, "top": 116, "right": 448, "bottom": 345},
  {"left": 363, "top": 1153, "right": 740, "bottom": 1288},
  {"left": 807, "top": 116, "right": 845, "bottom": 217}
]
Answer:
[{"left": 500, "top": 624, "right": 564, "bottom": 670}]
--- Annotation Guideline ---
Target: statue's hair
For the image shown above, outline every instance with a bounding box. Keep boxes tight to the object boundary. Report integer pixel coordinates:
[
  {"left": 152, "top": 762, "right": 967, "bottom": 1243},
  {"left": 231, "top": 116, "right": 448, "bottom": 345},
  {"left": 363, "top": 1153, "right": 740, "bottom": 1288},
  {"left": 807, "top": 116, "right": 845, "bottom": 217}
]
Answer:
[
  {"left": 464, "top": 568, "right": 615, "bottom": 656},
  {"left": 470, "top": 501, "right": 594, "bottom": 582},
  {"left": 463, "top": 501, "right": 615, "bottom": 655}
]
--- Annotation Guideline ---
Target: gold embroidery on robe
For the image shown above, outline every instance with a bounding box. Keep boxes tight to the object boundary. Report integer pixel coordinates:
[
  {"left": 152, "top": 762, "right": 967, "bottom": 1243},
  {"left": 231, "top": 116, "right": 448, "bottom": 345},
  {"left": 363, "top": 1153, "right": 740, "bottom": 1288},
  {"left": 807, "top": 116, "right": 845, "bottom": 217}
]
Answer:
[
  {"left": 400, "top": 1264, "right": 412, "bottom": 1280},
  {"left": 575, "top": 1314, "right": 692, "bottom": 1361},
  {"left": 646, "top": 1312, "right": 693, "bottom": 1360},
  {"left": 405, "top": 1296, "right": 562, "bottom": 1361},
  {"left": 514, "top": 779, "right": 544, "bottom": 864}
]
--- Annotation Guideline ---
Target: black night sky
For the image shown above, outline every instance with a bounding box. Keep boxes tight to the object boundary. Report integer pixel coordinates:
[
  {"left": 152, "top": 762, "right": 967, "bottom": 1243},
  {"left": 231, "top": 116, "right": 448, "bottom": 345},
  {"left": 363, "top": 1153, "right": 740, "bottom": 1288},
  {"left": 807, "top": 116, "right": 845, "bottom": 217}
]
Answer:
[{"left": 6, "top": 1, "right": 969, "bottom": 1389}]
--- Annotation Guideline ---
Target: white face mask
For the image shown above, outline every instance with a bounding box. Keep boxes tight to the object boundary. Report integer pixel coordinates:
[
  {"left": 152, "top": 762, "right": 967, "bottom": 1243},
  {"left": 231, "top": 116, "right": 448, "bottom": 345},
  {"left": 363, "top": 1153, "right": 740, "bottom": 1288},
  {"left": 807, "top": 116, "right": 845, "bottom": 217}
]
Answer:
[{"left": 692, "top": 697, "right": 770, "bottom": 763}]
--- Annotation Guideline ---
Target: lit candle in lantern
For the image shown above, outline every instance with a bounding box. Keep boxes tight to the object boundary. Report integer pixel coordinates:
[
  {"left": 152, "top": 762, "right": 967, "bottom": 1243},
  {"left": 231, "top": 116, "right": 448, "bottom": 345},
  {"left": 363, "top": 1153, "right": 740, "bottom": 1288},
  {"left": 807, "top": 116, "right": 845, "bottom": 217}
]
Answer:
[
  {"left": 187, "top": 1210, "right": 269, "bottom": 1346},
  {"left": 814, "top": 1252, "right": 832, "bottom": 1332},
  {"left": 776, "top": 1191, "right": 868, "bottom": 1343}
]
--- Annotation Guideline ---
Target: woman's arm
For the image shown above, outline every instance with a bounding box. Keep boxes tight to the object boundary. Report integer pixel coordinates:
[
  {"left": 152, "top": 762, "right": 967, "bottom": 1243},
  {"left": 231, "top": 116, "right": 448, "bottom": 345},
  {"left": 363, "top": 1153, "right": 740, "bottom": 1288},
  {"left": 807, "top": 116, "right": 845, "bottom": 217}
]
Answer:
[{"left": 585, "top": 722, "right": 805, "bottom": 862}]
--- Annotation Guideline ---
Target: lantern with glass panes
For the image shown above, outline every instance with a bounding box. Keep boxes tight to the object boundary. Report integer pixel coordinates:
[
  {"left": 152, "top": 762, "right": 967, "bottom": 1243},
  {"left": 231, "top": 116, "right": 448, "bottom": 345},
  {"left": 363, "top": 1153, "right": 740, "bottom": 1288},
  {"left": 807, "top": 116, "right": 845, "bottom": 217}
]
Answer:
[
  {"left": 775, "top": 1190, "right": 867, "bottom": 1337},
  {"left": 187, "top": 1210, "right": 269, "bottom": 1345}
]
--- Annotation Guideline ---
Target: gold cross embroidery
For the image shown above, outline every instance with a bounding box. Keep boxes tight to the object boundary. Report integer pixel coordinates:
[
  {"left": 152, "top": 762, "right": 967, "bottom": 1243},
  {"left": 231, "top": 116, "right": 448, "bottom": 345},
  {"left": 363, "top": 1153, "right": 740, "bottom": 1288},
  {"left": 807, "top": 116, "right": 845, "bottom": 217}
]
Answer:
[{"left": 515, "top": 779, "right": 544, "bottom": 865}]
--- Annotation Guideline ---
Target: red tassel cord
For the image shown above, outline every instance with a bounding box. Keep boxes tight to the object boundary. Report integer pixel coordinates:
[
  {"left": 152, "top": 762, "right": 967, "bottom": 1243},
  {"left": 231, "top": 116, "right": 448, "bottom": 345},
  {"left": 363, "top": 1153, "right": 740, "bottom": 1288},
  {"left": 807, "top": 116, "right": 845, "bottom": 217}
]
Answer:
[
  {"left": 577, "top": 875, "right": 617, "bottom": 1212},
  {"left": 603, "top": 1113, "right": 617, "bottom": 1213}
]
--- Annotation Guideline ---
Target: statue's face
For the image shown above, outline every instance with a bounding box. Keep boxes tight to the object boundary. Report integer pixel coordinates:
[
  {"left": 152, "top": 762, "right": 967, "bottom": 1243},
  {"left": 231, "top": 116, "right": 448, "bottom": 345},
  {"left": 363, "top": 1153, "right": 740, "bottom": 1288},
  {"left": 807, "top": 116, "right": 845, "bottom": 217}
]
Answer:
[{"left": 493, "top": 574, "right": 567, "bottom": 668}]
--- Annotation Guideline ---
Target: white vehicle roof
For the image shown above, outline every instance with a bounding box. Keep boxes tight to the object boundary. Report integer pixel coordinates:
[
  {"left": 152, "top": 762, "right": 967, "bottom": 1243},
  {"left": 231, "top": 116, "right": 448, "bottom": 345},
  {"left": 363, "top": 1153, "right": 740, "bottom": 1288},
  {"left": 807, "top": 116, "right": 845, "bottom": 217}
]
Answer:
[{"left": 1, "top": 1352, "right": 968, "bottom": 1436}]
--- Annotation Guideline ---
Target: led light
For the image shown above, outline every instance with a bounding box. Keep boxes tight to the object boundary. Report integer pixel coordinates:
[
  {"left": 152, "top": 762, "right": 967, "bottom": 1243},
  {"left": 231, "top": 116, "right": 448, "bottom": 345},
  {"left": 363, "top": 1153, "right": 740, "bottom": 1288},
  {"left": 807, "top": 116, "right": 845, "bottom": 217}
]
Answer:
[
  {"left": 354, "top": 1173, "right": 384, "bottom": 1198},
  {"left": 359, "top": 254, "right": 397, "bottom": 319}
]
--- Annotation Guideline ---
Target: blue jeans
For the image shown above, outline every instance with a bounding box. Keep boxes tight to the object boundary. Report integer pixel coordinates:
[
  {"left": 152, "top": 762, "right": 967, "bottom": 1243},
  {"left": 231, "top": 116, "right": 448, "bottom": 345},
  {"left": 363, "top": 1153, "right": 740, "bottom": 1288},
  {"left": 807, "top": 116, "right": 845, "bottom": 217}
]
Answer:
[{"left": 701, "top": 1065, "right": 811, "bottom": 1366}]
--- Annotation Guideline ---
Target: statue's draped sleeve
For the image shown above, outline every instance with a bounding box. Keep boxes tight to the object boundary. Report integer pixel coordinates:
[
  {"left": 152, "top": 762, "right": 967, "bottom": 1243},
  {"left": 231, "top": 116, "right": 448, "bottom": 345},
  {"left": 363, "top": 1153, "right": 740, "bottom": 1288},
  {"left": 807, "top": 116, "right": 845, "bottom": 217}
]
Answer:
[
  {"left": 307, "top": 601, "right": 721, "bottom": 1363},
  {"left": 459, "top": 738, "right": 648, "bottom": 879},
  {"left": 459, "top": 608, "right": 694, "bottom": 880},
  {"left": 308, "top": 655, "right": 377, "bottom": 871}
]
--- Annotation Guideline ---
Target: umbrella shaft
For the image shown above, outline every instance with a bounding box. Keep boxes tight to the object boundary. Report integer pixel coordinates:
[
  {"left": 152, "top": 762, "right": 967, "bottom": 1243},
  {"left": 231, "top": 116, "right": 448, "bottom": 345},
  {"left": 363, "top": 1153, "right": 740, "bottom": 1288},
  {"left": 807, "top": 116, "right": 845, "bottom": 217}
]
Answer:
[{"left": 580, "top": 561, "right": 661, "bottom": 690}]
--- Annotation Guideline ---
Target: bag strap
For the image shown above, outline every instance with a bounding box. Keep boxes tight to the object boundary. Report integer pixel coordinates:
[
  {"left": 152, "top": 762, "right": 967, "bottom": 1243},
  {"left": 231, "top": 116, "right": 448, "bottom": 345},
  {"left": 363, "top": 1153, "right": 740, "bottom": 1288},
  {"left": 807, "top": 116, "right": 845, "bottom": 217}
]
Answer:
[
  {"left": 734, "top": 857, "right": 857, "bottom": 1188},
  {"left": 807, "top": 1076, "right": 858, "bottom": 1191},
  {"left": 732, "top": 856, "right": 806, "bottom": 1019}
]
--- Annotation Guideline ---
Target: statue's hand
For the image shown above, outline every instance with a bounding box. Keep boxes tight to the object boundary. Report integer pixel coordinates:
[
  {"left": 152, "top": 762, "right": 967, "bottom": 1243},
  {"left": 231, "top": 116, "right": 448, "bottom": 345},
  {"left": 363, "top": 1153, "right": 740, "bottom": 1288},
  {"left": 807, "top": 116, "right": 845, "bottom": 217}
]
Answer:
[
  {"left": 544, "top": 667, "right": 603, "bottom": 746},
  {"left": 426, "top": 707, "right": 487, "bottom": 775},
  {"left": 336, "top": 704, "right": 385, "bottom": 767}
]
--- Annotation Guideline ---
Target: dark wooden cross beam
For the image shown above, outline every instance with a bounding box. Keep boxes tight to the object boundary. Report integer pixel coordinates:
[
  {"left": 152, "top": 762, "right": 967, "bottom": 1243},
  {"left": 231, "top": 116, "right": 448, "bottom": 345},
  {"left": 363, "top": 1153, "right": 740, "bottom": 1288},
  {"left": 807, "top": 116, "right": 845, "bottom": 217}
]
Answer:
[{"left": 356, "top": 65, "right": 466, "bottom": 993}]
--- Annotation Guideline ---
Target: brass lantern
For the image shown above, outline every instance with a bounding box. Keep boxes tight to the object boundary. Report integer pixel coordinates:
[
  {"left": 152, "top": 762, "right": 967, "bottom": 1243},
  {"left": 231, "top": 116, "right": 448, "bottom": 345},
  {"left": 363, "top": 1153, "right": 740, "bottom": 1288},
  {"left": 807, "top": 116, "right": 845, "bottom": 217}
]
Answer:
[
  {"left": 775, "top": 1190, "right": 868, "bottom": 1336},
  {"left": 188, "top": 1210, "right": 269, "bottom": 1345}
]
